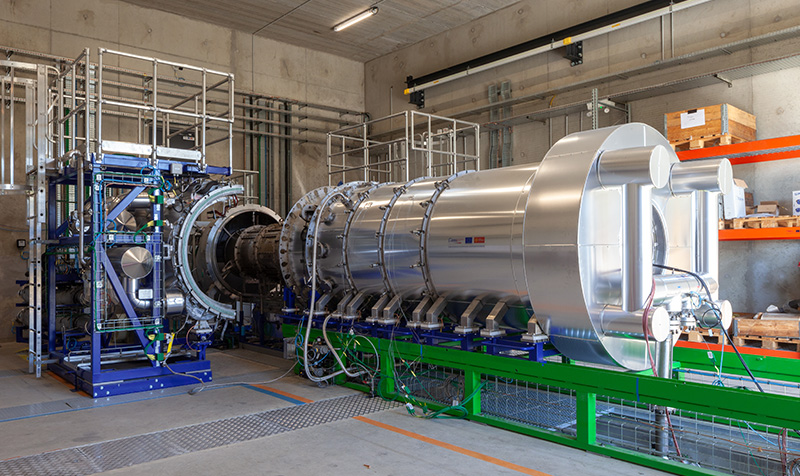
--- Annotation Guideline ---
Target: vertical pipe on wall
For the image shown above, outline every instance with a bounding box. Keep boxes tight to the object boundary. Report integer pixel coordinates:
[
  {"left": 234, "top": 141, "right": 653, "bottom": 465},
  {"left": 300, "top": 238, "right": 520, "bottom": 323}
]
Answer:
[
  {"left": 200, "top": 67, "right": 206, "bottom": 168},
  {"left": 228, "top": 74, "right": 235, "bottom": 173},
  {"left": 97, "top": 49, "right": 103, "bottom": 155},
  {"left": 83, "top": 48, "right": 90, "bottom": 154},
  {"left": 284, "top": 102, "right": 292, "bottom": 216},
  {"left": 9, "top": 68, "right": 14, "bottom": 185},
  {"left": 1, "top": 76, "right": 5, "bottom": 184}
]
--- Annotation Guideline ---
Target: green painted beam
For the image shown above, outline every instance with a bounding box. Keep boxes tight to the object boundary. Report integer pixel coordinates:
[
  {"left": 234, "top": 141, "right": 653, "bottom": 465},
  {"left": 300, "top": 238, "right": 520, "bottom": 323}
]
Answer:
[
  {"left": 674, "top": 345, "right": 800, "bottom": 384},
  {"left": 284, "top": 324, "right": 800, "bottom": 428},
  {"left": 284, "top": 323, "right": 800, "bottom": 476}
]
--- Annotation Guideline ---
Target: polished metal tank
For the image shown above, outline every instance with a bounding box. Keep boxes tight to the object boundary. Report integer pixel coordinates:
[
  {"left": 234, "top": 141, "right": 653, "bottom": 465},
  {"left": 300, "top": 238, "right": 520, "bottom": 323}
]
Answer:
[{"left": 278, "top": 123, "right": 733, "bottom": 370}]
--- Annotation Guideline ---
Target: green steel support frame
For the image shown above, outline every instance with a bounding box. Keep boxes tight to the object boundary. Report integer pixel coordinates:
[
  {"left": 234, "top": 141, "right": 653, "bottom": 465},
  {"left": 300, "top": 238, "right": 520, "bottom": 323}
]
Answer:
[{"left": 285, "top": 324, "right": 800, "bottom": 476}]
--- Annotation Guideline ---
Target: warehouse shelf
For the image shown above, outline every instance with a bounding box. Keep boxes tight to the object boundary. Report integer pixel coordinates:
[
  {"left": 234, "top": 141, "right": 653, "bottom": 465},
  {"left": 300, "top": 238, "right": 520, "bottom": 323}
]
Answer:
[
  {"left": 678, "top": 134, "right": 800, "bottom": 241},
  {"left": 676, "top": 134, "right": 800, "bottom": 165},
  {"left": 719, "top": 227, "right": 800, "bottom": 241}
]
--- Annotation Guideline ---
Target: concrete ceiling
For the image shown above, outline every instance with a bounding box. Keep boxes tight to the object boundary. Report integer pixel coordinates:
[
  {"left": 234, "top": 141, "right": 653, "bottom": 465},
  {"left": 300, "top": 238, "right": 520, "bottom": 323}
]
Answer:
[{"left": 119, "top": 0, "right": 520, "bottom": 62}]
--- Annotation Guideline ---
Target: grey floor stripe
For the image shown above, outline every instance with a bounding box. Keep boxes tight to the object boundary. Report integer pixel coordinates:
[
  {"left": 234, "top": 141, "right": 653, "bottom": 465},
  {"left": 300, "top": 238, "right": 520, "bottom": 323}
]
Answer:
[
  {"left": 0, "top": 369, "right": 24, "bottom": 379},
  {"left": 0, "top": 369, "right": 293, "bottom": 423},
  {"left": 0, "top": 394, "right": 400, "bottom": 476}
]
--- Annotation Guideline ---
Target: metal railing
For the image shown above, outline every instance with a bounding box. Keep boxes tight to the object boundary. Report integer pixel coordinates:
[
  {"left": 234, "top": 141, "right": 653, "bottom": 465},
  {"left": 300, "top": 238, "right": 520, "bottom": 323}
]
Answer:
[
  {"left": 327, "top": 110, "right": 480, "bottom": 185},
  {"left": 96, "top": 48, "right": 235, "bottom": 171},
  {"left": 231, "top": 169, "right": 260, "bottom": 204}
]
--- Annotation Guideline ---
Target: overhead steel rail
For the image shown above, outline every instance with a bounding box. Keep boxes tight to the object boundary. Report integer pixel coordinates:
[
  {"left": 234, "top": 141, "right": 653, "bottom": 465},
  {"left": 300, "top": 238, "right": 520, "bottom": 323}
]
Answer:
[{"left": 404, "top": 0, "right": 711, "bottom": 96}]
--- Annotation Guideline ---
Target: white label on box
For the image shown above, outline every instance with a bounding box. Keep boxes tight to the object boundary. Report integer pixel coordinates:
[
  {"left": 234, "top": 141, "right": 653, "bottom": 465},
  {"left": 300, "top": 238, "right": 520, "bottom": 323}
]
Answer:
[
  {"left": 680, "top": 109, "right": 706, "bottom": 129},
  {"left": 793, "top": 191, "right": 800, "bottom": 216}
]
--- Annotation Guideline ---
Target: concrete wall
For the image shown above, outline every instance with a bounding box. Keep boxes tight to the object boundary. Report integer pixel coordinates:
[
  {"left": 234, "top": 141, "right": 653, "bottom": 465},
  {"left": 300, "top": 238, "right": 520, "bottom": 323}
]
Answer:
[
  {"left": 0, "top": 0, "right": 365, "bottom": 341},
  {"left": 365, "top": 0, "right": 800, "bottom": 313}
]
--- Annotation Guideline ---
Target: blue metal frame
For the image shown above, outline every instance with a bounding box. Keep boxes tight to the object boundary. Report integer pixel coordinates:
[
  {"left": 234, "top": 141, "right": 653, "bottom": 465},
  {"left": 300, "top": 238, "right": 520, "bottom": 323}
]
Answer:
[{"left": 45, "top": 153, "right": 230, "bottom": 397}]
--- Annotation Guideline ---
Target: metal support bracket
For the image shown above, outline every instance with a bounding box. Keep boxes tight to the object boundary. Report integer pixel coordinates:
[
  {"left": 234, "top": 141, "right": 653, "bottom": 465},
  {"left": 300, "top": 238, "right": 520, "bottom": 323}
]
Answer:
[
  {"left": 407, "top": 77, "right": 425, "bottom": 108},
  {"left": 368, "top": 294, "right": 391, "bottom": 323},
  {"left": 313, "top": 292, "right": 333, "bottom": 316},
  {"left": 332, "top": 292, "right": 354, "bottom": 319},
  {"left": 521, "top": 313, "right": 548, "bottom": 343},
  {"left": 454, "top": 296, "right": 484, "bottom": 334},
  {"left": 379, "top": 294, "right": 403, "bottom": 325},
  {"left": 564, "top": 41, "right": 583, "bottom": 66},
  {"left": 422, "top": 296, "right": 448, "bottom": 330},
  {"left": 408, "top": 295, "right": 434, "bottom": 328},
  {"left": 480, "top": 299, "right": 509, "bottom": 338},
  {"left": 343, "top": 291, "right": 366, "bottom": 320}
]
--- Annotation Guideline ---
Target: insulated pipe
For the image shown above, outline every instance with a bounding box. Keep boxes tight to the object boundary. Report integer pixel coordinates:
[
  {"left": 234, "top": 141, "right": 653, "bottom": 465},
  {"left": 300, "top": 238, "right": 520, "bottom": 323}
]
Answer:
[
  {"left": 600, "top": 306, "right": 670, "bottom": 342},
  {"left": 597, "top": 145, "right": 671, "bottom": 189},
  {"left": 598, "top": 145, "right": 668, "bottom": 312},
  {"left": 669, "top": 159, "right": 732, "bottom": 196},
  {"left": 124, "top": 278, "right": 151, "bottom": 310},
  {"left": 652, "top": 273, "right": 718, "bottom": 305},
  {"left": 164, "top": 289, "right": 186, "bottom": 315},
  {"left": 698, "top": 191, "right": 720, "bottom": 300},
  {"left": 669, "top": 158, "right": 731, "bottom": 302},
  {"left": 621, "top": 184, "right": 652, "bottom": 312}
]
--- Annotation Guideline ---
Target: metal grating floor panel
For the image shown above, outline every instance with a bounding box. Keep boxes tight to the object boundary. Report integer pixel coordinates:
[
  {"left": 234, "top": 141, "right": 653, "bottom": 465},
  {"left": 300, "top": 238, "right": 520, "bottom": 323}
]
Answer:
[
  {"left": 0, "top": 394, "right": 400, "bottom": 476},
  {"left": 481, "top": 382, "right": 613, "bottom": 431}
]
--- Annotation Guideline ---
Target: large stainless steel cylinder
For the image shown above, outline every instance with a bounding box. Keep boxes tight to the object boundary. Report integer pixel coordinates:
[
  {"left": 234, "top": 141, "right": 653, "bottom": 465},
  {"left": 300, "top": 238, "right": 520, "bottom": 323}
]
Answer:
[{"left": 279, "top": 123, "right": 732, "bottom": 370}]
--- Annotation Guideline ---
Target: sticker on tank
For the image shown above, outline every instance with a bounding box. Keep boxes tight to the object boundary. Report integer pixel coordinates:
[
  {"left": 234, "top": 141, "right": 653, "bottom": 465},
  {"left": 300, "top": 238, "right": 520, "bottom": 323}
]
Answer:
[{"left": 447, "top": 236, "right": 486, "bottom": 247}]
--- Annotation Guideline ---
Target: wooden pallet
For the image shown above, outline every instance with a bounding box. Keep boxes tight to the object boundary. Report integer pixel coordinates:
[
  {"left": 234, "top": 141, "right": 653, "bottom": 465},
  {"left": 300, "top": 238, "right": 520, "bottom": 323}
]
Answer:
[
  {"left": 733, "top": 335, "right": 800, "bottom": 352},
  {"left": 670, "top": 133, "right": 747, "bottom": 152},
  {"left": 679, "top": 328, "right": 726, "bottom": 345},
  {"left": 730, "top": 215, "right": 800, "bottom": 229}
]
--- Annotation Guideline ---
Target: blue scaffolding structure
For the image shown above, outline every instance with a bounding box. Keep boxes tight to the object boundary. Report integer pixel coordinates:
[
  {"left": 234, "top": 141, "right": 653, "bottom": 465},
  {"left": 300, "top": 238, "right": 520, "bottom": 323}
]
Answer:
[{"left": 38, "top": 47, "right": 236, "bottom": 397}]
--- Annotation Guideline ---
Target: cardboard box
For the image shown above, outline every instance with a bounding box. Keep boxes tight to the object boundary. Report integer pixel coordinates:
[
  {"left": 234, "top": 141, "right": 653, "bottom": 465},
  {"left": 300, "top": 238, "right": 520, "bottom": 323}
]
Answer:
[
  {"left": 665, "top": 104, "right": 756, "bottom": 143},
  {"left": 723, "top": 178, "right": 748, "bottom": 219},
  {"left": 744, "top": 192, "right": 754, "bottom": 207},
  {"left": 793, "top": 191, "right": 800, "bottom": 216},
  {"left": 756, "top": 202, "right": 779, "bottom": 216}
]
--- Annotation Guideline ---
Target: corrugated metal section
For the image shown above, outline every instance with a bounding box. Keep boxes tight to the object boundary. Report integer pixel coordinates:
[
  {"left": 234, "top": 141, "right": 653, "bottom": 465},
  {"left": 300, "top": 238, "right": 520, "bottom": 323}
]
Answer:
[
  {"left": 118, "top": 0, "right": 518, "bottom": 62},
  {"left": 0, "top": 394, "right": 400, "bottom": 476}
]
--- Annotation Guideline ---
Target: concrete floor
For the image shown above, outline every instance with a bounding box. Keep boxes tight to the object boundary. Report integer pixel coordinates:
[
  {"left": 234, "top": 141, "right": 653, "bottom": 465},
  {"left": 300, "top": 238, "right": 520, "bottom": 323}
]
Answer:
[{"left": 0, "top": 342, "right": 667, "bottom": 476}]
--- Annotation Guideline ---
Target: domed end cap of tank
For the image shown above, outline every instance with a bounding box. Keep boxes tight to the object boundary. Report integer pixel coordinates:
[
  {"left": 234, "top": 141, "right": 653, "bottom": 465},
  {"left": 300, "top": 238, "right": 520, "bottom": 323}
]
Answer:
[
  {"left": 717, "top": 159, "right": 734, "bottom": 196},
  {"left": 649, "top": 306, "right": 672, "bottom": 343},
  {"left": 717, "top": 299, "right": 734, "bottom": 330},
  {"left": 649, "top": 145, "right": 671, "bottom": 189},
  {"left": 119, "top": 246, "right": 153, "bottom": 279}
]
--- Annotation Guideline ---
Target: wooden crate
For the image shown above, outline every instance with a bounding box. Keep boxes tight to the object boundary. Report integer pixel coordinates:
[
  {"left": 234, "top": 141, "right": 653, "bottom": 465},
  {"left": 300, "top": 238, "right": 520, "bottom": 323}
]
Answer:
[
  {"left": 734, "top": 313, "right": 800, "bottom": 339},
  {"left": 665, "top": 104, "right": 756, "bottom": 148}
]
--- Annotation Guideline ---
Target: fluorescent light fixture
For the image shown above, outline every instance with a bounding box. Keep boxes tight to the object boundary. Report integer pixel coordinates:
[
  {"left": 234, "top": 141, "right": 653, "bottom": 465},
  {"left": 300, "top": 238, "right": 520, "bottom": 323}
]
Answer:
[{"left": 333, "top": 6, "right": 378, "bottom": 32}]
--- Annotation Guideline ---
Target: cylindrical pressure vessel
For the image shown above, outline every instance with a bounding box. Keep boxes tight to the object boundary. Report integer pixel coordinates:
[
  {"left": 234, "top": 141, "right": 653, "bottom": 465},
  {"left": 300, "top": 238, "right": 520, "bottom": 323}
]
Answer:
[{"left": 275, "top": 123, "right": 733, "bottom": 370}]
